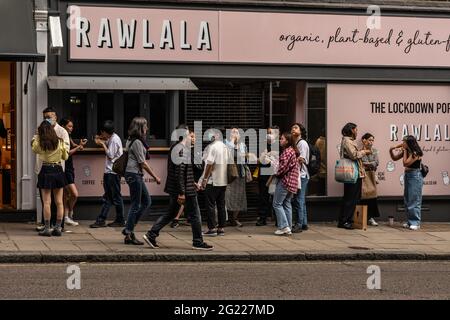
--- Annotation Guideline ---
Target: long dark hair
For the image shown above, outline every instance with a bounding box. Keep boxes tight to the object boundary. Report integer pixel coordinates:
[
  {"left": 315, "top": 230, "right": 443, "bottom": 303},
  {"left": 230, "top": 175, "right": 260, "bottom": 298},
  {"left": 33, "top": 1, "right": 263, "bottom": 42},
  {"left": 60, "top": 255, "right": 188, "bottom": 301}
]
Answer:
[
  {"left": 341, "top": 122, "right": 357, "bottom": 138},
  {"left": 291, "top": 123, "right": 307, "bottom": 140},
  {"left": 281, "top": 132, "right": 300, "bottom": 156},
  {"left": 362, "top": 133, "right": 374, "bottom": 141},
  {"left": 403, "top": 135, "right": 423, "bottom": 157},
  {"left": 59, "top": 118, "right": 72, "bottom": 128},
  {"left": 38, "top": 120, "right": 59, "bottom": 151}
]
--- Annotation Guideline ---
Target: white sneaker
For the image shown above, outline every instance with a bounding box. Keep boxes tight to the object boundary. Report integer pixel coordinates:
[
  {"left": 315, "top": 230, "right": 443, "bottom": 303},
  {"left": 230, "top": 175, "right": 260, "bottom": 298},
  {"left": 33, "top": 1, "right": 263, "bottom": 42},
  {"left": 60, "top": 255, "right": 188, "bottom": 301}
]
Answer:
[
  {"left": 274, "top": 227, "right": 291, "bottom": 235},
  {"left": 368, "top": 218, "right": 379, "bottom": 226},
  {"left": 402, "top": 223, "right": 410, "bottom": 229},
  {"left": 409, "top": 225, "right": 420, "bottom": 231},
  {"left": 64, "top": 217, "right": 79, "bottom": 226}
]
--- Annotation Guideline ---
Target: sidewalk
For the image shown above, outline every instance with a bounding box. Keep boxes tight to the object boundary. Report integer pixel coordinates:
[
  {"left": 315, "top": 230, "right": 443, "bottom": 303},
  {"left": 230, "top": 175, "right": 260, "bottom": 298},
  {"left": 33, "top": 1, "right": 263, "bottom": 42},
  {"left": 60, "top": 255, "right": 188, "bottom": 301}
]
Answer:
[{"left": 1, "top": 221, "right": 450, "bottom": 263}]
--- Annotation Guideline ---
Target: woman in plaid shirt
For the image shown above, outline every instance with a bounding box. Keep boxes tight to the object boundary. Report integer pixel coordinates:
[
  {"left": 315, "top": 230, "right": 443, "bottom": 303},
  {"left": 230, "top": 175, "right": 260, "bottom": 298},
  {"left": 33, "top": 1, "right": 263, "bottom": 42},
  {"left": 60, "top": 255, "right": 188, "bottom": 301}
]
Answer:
[{"left": 273, "top": 132, "right": 300, "bottom": 235}]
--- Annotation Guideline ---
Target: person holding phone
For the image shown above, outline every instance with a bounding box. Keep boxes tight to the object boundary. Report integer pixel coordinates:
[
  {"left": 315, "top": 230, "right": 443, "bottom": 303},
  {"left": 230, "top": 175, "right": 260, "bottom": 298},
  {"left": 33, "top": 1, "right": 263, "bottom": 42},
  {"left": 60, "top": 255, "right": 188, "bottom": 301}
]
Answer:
[
  {"left": 59, "top": 118, "right": 87, "bottom": 227},
  {"left": 389, "top": 135, "right": 424, "bottom": 230}
]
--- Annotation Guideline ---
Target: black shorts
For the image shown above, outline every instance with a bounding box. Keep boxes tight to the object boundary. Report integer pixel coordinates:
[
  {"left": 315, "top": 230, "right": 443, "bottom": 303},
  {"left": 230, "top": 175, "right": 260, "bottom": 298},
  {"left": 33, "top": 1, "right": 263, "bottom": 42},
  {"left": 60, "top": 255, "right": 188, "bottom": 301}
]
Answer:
[
  {"left": 65, "top": 169, "right": 75, "bottom": 185},
  {"left": 37, "top": 165, "right": 67, "bottom": 189}
]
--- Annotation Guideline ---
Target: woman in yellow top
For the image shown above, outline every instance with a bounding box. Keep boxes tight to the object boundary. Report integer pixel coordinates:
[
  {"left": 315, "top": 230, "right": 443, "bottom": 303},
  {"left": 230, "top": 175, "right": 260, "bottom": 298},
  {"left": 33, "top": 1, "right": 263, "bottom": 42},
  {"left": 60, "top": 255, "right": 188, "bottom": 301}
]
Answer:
[{"left": 32, "top": 120, "right": 69, "bottom": 237}]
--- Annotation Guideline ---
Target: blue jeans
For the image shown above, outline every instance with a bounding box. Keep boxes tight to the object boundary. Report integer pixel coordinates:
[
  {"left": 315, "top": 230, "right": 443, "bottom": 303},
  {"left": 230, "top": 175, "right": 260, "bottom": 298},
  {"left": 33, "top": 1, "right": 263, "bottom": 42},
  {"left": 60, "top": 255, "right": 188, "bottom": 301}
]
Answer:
[
  {"left": 404, "top": 169, "right": 423, "bottom": 227},
  {"left": 97, "top": 173, "right": 124, "bottom": 223},
  {"left": 272, "top": 181, "right": 293, "bottom": 229},
  {"left": 292, "top": 177, "right": 309, "bottom": 227},
  {"left": 124, "top": 172, "right": 151, "bottom": 234}
]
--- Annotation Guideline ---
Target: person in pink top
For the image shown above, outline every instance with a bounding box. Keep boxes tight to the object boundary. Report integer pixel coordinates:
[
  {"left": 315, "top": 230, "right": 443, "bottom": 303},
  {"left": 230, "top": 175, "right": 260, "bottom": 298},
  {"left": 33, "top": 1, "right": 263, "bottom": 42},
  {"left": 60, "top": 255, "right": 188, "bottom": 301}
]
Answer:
[{"left": 272, "top": 132, "right": 299, "bottom": 236}]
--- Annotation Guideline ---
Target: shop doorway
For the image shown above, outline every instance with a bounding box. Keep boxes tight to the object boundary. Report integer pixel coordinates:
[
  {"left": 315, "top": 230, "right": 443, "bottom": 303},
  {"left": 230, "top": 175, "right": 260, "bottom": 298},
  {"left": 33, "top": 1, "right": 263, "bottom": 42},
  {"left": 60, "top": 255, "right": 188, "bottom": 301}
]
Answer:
[{"left": 0, "top": 62, "right": 16, "bottom": 210}]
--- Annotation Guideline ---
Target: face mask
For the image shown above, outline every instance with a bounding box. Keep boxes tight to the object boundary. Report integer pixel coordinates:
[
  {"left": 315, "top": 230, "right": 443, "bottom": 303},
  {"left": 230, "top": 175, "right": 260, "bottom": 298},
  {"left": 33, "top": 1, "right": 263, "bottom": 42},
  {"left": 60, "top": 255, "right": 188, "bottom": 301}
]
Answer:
[
  {"left": 45, "top": 118, "right": 54, "bottom": 126},
  {"left": 206, "top": 132, "right": 214, "bottom": 141}
]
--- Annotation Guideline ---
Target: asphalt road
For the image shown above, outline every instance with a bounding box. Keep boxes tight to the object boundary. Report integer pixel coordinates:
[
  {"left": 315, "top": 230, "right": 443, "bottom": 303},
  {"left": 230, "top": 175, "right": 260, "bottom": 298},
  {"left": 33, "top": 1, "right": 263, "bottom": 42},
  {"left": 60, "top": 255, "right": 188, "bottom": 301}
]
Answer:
[{"left": 0, "top": 261, "right": 448, "bottom": 300}]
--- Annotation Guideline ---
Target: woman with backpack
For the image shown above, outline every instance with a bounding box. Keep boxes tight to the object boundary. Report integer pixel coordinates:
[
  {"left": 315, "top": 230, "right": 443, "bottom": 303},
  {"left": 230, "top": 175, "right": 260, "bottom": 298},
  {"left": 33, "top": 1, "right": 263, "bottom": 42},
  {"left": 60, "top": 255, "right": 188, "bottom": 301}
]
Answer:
[
  {"left": 389, "top": 135, "right": 424, "bottom": 230},
  {"left": 121, "top": 117, "right": 161, "bottom": 245},
  {"left": 291, "top": 123, "right": 310, "bottom": 233},
  {"left": 272, "top": 132, "right": 299, "bottom": 236}
]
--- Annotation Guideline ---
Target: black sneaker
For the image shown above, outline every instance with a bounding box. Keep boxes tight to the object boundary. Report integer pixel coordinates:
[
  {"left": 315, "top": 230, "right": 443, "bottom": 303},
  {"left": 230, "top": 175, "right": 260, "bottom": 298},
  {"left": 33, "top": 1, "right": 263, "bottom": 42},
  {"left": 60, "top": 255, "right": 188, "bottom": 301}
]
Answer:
[
  {"left": 143, "top": 233, "right": 159, "bottom": 249},
  {"left": 192, "top": 242, "right": 214, "bottom": 251},
  {"left": 51, "top": 227, "right": 62, "bottom": 237},
  {"left": 107, "top": 221, "right": 125, "bottom": 228},
  {"left": 291, "top": 225, "right": 303, "bottom": 233},
  {"left": 256, "top": 218, "right": 267, "bottom": 226},
  {"left": 217, "top": 229, "right": 225, "bottom": 236},
  {"left": 124, "top": 233, "right": 144, "bottom": 245},
  {"left": 38, "top": 227, "right": 52, "bottom": 237},
  {"left": 170, "top": 220, "right": 179, "bottom": 228},
  {"left": 203, "top": 229, "right": 217, "bottom": 237},
  {"left": 302, "top": 225, "right": 309, "bottom": 231},
  {"left": 36, "top": 225, "right": 45, "bottom": 232},
  {"left": 90, "top": 221, "right": 107, "bottom": 228}
]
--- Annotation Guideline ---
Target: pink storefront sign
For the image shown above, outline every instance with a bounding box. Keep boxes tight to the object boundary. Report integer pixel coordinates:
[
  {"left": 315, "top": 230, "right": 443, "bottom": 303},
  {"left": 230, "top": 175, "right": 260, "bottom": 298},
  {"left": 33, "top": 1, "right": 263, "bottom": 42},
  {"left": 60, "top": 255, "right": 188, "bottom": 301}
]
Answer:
[
  {"left": 69, "top": 6, "right": 450, "bottom": 67},
  {"left": 327, "top": 84, "right": 450, "bottom": 197}
]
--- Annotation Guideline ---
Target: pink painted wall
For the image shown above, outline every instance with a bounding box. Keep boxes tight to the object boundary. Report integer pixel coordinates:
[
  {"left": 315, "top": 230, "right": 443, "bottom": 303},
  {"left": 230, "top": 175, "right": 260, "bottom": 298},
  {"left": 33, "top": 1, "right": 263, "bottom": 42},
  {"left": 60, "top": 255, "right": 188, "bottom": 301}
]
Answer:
[
  {"left": 327, "top": 84, "right": 450, "bottom": 197},
  {"left": 70, "top": 6, "right": 450, "bottom": 67},
  {"left": 73, "top": 154, "right": 168, "bottom": 197}
]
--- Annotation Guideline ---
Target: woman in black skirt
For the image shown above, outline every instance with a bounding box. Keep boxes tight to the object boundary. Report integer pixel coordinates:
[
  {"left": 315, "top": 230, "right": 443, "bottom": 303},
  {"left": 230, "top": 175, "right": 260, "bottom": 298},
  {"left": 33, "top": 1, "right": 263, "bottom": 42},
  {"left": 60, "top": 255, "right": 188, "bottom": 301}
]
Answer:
[
  {"left": 32, "top": 120, "right": 69, "bottom": 237},
  {"left": 59, "top": 118, "right": 87, "bottom": 227}
]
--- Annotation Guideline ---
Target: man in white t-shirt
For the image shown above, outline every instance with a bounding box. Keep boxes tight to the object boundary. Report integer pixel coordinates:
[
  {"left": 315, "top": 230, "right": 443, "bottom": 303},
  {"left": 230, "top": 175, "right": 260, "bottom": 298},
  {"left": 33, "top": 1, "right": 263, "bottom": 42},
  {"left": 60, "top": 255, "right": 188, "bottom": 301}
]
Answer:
[
  {"left": 291, "top": 123, "right": 310, "bottom": 233},
  {"left": 90, "top": 120, "right": 125, "bottom": 228},
  {"left": 200, "top": 130, "right": 228, "bottom": 236}
]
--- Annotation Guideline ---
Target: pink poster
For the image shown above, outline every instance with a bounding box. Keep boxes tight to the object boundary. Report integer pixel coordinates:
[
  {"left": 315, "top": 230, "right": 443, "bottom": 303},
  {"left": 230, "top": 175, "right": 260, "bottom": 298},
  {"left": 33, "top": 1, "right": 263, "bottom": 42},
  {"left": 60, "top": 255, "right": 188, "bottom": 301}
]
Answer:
[
  {"left": 73, "top": 154, "right": 168, "bottom": 197},
  {"left": 327, "top": 84, "right": 450, "bottom": 197},
  {"left": 69, "top": 6, "right": 450, "bottom": 67}
]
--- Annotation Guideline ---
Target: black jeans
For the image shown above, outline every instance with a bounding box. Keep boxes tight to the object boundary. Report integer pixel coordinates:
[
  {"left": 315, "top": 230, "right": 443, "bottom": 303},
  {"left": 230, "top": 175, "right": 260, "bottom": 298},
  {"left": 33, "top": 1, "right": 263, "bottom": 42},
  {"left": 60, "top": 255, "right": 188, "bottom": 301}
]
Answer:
[
  {"left": 339, "top": 178, "right": 362, "bottom": 225},
  {"left": 257, "top": 177, "right": 272, "bottom": 220},
  {"left": 39, "top": 189, "right": 63, "bottom": 229},
  {"left": 149, "top": 195, "right": 204, "bottom": 246},
  {"left": 97, "top": 173, "right": 124, "bottom": 223},
  {"left": 205, "top": 185, "right": 227, "bottom": 230}
]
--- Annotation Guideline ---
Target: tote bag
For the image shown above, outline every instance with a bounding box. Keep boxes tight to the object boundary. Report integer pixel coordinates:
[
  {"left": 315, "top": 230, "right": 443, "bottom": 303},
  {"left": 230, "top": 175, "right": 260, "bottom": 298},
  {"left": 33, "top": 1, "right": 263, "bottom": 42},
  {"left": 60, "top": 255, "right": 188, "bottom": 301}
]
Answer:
[{"left": 335, "top": 141, "right": 359, "bottom": 184}]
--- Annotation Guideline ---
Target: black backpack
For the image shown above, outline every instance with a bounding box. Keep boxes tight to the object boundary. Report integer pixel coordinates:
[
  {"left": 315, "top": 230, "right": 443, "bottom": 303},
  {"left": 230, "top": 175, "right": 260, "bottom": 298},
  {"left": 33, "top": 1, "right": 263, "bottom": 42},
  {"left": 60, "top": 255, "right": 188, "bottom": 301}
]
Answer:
[{"left": 298, "top": 139, "right": 321, "bottom": 177}]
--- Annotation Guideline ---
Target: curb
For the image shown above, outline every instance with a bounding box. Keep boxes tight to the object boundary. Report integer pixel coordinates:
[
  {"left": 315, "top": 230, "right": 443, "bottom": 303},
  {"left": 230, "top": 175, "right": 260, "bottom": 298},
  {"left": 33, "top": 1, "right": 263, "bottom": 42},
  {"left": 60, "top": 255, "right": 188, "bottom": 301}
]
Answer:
[{"left": 0, "top": 251, "right": 449, "bottom": 263}]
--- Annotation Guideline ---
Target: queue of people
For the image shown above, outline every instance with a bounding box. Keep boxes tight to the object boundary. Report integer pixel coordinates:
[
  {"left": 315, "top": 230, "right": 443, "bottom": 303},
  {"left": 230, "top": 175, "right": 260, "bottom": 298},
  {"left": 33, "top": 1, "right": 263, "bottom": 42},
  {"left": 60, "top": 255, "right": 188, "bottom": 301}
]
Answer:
[{"left": 32, "top": 114, "right": 425, "bottom": 246}]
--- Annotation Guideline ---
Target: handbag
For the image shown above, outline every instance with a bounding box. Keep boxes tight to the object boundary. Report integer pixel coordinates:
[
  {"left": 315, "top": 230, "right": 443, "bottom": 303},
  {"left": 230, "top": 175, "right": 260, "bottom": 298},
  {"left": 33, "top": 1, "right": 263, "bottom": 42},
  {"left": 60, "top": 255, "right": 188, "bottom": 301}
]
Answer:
[
  {"left": 244, "top": 165, "right": 253, "bottom": 183},
  {"left": 112, "top": 139, "right": 137, "bottom": 176},
  {"left": 227, "top": 163, "right": 239, "bottom": 184},
  {"left": 362, "top": 170, "right": 377, "bottom": 199},
  {"left": 420, "top": 163, "right": 429, "bottom": 178},
  {"left": 335, "top": 140, "right": 359, "bottom": 184},
  {"left": 266, "top": 175, "right": 278, "bottom": 195}
]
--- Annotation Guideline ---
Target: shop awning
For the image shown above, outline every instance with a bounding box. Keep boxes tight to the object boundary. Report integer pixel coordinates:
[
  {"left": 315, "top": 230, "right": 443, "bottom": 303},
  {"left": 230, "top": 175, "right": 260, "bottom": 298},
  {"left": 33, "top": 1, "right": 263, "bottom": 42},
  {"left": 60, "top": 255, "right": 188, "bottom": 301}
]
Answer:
[
  {"left": 47, "top": 76, "right": 198, "bottom": 90},
  {"left": 0, "top": 0, "right": 45, "bottom": 62}
]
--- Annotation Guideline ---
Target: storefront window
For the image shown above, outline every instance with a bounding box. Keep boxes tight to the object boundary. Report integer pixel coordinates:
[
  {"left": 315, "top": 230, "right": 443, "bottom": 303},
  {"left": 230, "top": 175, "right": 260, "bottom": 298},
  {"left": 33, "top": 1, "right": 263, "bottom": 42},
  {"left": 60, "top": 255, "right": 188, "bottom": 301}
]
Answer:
[
  {"left": 123, "top": 92, "right": 140, "bottom": 137},
  {"left": 149, "top": 93, "right": 168, "bottom": 141},
  {"left": 97, "top": 92, "right": 114, "bottom": 133},
  {"left": 64, "top": 92, "right": 87, "bottom": 140},
  {"left": 307, "top": 86, "right": 327, "bottom": 196},
  {"left": 59, "top": 90, "right": 170, "bottom": 147}
]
